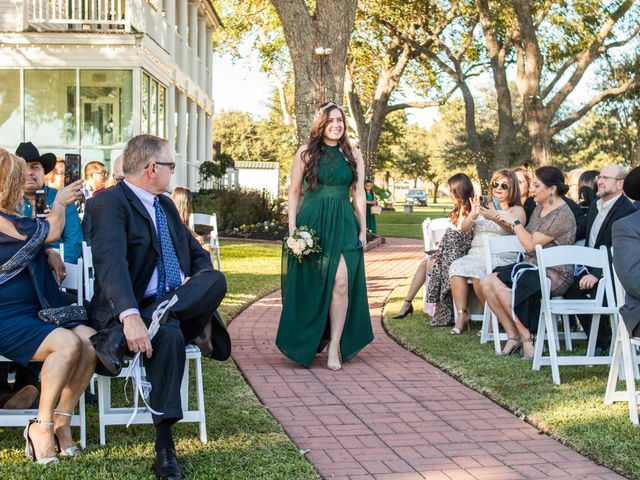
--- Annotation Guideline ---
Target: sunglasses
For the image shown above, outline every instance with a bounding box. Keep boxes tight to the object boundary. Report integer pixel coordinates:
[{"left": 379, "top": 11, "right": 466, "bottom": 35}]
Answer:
[{"left": 491, "top": 181, "right": 510, "bottom": 190}]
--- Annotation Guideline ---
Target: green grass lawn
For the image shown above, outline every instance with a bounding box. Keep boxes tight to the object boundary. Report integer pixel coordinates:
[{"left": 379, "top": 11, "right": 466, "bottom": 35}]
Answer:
[
  {"left": 0, "top": 241, "right": 320, "bottom": 480},
  {"left": 383, "top": 283, "right": 640, "bottom": 479},
  {"left": 376, "top": 204, "right": 452, "bottom": 239}
]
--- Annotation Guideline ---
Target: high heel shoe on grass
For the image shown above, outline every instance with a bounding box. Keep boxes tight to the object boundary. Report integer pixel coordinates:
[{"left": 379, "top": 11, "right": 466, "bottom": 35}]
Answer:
[
  {"left": 450, "top": 309, "right": 471, "bottom": 335},
  {"left": 497, "top": 337, "right": 522, "bottom": 356},
  {"left": 393, "top": 300, "right": 414, "bottom": 319},
  {"left": 520, "top": 336, "right": 535, "bottom": 360},
  {"left": 54, "top": 411, "right": 82, "bottom": 457},
  {"left": 24, "top": 418, "right": 59, "bottom": 465}
]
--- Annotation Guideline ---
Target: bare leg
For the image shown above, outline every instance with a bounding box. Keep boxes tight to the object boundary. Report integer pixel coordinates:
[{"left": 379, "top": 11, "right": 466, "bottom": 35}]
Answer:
[
  {"left": 28, "top": 329, "right": 82, "bottom": 460},
  {"left": 472, "top": 278, "right": 485, "bottom": 304},
  {"left": 397, "top": 259, "right": 428, "bottom": 316},
  {"left": 327, "top": 256, "right": 349, "bottom": 371},
  {"left": 53, "top": 325, "right": 97, "bottom": 450},
  {"left": 450, "top": 275, "right": 470, "bottom": 333}
]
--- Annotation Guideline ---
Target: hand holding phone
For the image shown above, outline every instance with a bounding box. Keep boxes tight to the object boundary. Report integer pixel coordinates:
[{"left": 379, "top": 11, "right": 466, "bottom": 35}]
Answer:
[
  {"left": 35, "top": 189, "right": 47, "bottom": 218},
  {"left": 491, "top": 195, "right": 502, "bottom": 211},
  {"left": 478, "top": 195, "right": 489, "bottom": 208}
]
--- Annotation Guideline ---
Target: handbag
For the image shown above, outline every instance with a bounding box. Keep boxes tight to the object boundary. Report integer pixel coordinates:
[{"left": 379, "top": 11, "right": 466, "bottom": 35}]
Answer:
[
  {"left": 90, "top": 324, "right": 127, "bottom": 377},
  {"left": 370, "top": 205, "right": 382, "bottom": 215},
  {"left": 38, "top": 305, "right": 87, "bottom": 326}
]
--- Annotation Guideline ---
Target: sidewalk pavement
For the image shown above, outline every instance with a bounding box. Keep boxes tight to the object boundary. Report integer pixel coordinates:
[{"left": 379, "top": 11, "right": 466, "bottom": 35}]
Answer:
[{"left": 228, "top": 237, "right": 623, "bottom": 480}]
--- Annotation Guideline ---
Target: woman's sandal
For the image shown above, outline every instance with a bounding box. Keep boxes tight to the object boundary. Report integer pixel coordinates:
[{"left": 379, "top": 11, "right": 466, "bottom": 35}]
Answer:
[
  {"left": 24, "top": 418, "right": 59, "bottom": 465},
  {"left": 497, "top": 336, "right": 522, "bottom": 356},
  {"left": 450, "top": 309, "right": 471, "bottom": 335},
  {"left": 53, "top": 411, "right": 82, "bottom": 457},
  {"left": 521, "top": 336, "right": 535, "bottom": 360}
]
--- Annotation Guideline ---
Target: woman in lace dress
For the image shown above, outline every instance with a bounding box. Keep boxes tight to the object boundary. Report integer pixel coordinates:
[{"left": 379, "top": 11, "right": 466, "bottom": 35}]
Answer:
[{"left": 448, "top": 169, "right": 526, "bottom": 334}]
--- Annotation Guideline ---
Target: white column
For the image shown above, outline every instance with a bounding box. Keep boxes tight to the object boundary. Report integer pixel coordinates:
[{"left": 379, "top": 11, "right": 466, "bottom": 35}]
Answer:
[
  {"left": 198, "top": 17, "right": 207, "bottom": 89},
  {"left": 188, "top": 3, "right": 198, "bottom": 82},
  {"left": 187, "top": 99, "right": 198, "bottom": 190},
  {"left": 178, "top": 0, "right": 188, "bottom": 73},
  {"left": 132, "top": 68, "right": 142, "bottom": 136},
  {"left": 205, "top": 113, "right": 213, "bottom": 165},
  {"left": 167, "top": 85, "right": 176, "bottom": 152},
  {"left": 206, "top": 27, "right": 213, "bottom": 97},
  {"left": 164, "top": 0, "right": 176, "bottom": 57},
  {"left": 177, "top": 90, "right": 188, "bottom": 186},
  {"left": 197, "top": 107, "right": 205, "bottom": 165}
]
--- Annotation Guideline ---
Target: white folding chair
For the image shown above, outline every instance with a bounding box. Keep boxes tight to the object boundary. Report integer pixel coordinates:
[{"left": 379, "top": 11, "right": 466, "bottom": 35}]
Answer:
[
  {"left": 96, "top": 345, "right": 207, "bottom": 445},
  {"left": 533, "top": 245, "right": 619, "bottom": 385},
  {"left": 60, "top": 257, "right": 84, "bottom": 305},
  {"left": 604, "top": 265, "right": 640, "bottom": 425},
  {"left": 189, "top": 213, "right": 222, "bottom": 270},
  {"left": 479, "top": 235, "right": 526, "bottom": 353},
  {"left": 422, "top": 217, "right": 452, "bottom": 253}
]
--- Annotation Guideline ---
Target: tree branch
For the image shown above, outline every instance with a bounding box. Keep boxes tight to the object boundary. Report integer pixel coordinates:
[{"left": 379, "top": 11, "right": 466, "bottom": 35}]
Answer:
[{"left": 385, "top": 85, "right": 458, "bottom": 114}]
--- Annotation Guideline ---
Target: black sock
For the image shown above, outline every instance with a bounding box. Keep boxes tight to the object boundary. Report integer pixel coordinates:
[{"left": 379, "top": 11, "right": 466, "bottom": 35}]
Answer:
[{"left": 155, "top": 422, "right": 175, "bottom": 452}]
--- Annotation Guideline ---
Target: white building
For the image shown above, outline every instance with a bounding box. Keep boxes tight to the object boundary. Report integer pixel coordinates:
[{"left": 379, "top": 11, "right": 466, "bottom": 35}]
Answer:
[
  {"left": 235, "top": 161, "right": 280, "bottom": 198},
  {"left": 0, "top": 0, "right": 220, "bottom": 190}
]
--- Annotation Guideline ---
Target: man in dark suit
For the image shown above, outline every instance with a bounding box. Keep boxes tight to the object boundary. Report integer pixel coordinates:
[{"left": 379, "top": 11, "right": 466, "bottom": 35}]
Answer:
[
  {"left": 565, "top": 164, "right": 636, "bottom": 353},
  {"left": 613, "top": 166, "right": 640, "bottom": 338},
  {"left": 90, "top": 135, "right": 229, "bottom": 480}
]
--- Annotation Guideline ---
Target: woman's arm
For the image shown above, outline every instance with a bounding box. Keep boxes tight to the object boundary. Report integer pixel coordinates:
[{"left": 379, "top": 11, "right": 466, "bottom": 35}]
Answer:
[
  {"left": 352, "top": 149, "right": 367, "bottom": 245},
  {"left": 461, "top": 198, "right": 480, "bottom": 232},
  {"left": 495, "top": 209, "right": 555, "bottom": 254},
  {"left": 45, "top": 180, "right": 83, "bottom": 243},
  {"left": 483, "top": 205, "right": 526, "bottom": 233},
  {"left": 288, "top": 146, "right": 306, "bottom": 234}
]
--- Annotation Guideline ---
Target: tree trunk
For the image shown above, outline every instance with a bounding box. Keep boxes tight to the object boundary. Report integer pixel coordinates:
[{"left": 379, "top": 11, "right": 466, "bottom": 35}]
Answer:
[
  {"left": 432, "top": 181, "right": 440, "bottom": 204},
  {"left": 270, "top": 0, "right": 357, "bottom": 141}
]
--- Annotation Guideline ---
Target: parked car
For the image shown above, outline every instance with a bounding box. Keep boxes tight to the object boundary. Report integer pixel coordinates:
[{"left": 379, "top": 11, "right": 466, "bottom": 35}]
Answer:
[{"left": 405, "top": 189, "right": 427, "bottom": 205}]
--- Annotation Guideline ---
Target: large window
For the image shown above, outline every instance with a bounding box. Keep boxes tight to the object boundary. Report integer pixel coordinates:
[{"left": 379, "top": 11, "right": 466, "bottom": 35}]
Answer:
[
  {"left": 25, "top": 69, "right": 77, "bottom": 146},
  {"left": 80, "top": 70, "right": 133, "bottom": 146},
  {"left": 142, "top": 71, "right": 166, "bottom": 137},
  {"left": 0, "top": 70, "right": 21, "bottom": 142}
]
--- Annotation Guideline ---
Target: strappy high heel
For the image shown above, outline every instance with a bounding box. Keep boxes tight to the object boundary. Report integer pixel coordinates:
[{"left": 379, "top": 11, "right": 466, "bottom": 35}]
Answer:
[
  {"left": 393, "top": 300, "right": 414, "bottom": 319},
  {"left": 521, "top": 336, "right": 535, "bottom": 360},
  {"left": 450, "top": 309, "right": 471, "bottom": 335},
  {"left": 497, "top": 336, "right": 522, "bottom": 356},
  {"left": 24, "top": 418, "right": 59, "bottom": 465},
  {"left": 54, "top": 411, "right": 82, "bottom": 457}
]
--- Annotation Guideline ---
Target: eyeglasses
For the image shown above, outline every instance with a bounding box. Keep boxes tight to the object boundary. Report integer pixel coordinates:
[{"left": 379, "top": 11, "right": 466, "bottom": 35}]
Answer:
[
  {"left": 147, "top": 161, "right": 176, "bottom": 173},
  {"left": 596, "top": 175, "right": 621, "bottom": 182},
  {"left": 92, "top": 171, "right": 107, "bottom": 177},
  {"left": 491, "top": 181, "right": 510, "bottom": 190}
]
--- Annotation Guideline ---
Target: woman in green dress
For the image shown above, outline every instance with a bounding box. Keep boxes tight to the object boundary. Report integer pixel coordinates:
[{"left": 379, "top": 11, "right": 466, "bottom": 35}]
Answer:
[
  {"left": 276, "top": 102, "right": 373, "bottom": 371},
  {"left": 364, "top": 180, "right": 378, "bottom": 234}
]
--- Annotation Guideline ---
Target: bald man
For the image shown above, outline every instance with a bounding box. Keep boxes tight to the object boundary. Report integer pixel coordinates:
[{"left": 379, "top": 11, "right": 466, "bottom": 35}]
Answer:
[{"left": 565, "top": 164, "right": 637, "bottom": 354}]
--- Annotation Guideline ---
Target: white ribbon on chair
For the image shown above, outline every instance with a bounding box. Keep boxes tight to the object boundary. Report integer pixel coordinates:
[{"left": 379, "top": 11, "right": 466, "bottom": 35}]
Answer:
[{"left": 124, "top": 294, "right": 179, "bottom": 428}]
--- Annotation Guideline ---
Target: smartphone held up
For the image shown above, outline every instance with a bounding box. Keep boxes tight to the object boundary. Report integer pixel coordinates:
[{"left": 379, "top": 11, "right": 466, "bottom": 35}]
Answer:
[
  {"left": 64, "top": 153, "right": 81, "bottom": 185},
  {"left": 35, "top": 189, "right": 47, "bottom": 218}
]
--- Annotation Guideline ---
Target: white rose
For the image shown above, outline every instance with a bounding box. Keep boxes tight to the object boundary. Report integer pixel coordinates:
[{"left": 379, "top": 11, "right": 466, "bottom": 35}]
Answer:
[
  {"left": 286, "top": 237, "right": 297, "bottom": 249},
  {"left": 296, "top": 238, "right": 307, "bottom": 252},
  {"left": 292, "top": 244, "right": 303, "bottom": 255},
  {"left": 299, "top": 231, "right": 311, "bottom": 239}
]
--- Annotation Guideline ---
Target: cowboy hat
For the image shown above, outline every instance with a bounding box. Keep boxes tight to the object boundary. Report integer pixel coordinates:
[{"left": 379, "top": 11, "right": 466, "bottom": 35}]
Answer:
[
  {"left": 15, "top": 142, "right": 57, "bottom": 174},
  {"left": 624, "top": 166, "right": 640, "bottom": 201}
]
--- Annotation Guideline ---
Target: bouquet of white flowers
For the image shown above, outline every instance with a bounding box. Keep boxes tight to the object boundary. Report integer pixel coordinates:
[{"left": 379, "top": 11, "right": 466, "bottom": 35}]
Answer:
[{"left": 285, "top": 226, "right": 321, "bottom": 262}]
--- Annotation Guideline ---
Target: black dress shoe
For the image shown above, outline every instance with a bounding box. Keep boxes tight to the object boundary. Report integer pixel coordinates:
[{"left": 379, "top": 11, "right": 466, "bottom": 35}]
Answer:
[{"left": 154, "top": 448, "right": 184, "bottom": 480}]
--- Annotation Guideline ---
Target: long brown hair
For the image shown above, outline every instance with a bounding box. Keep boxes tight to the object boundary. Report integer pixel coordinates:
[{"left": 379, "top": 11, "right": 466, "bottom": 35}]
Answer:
[
  {"left": 0, "top": 149, "right": 26, "bottom": 214},
  {"left": 447, "top": 173, "right": 474, "bottom": 224},
  {"left": 171, "top": 186, "right": 193, "bottom": 226},
  {"left": 301, "top": 102, "right": 358, "bottom": 191}
]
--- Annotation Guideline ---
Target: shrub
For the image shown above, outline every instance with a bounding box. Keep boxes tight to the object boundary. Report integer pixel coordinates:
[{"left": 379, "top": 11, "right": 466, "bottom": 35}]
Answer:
[
  {"left": 193, "top": 187, "right": 286, "bottom": 230},
  {"left": 225, "top": 221, "right": 288, "bottom": 241}
]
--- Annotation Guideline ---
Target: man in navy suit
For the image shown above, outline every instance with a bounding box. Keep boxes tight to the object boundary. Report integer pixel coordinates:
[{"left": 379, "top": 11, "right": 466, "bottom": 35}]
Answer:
[
  {"left": 565, "top": 164, "right": 636, "bottom": 354},
  {"left": 613, "top": 166, "right": 640, "bottom": 338},
  {"left": 90, "top": 135, "right": 229, "bottom": 480}
]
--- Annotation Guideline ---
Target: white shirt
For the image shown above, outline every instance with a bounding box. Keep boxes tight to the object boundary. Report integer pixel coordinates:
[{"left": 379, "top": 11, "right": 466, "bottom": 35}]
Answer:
[
  {"left": 588, "top": 193, "right": 622, "bottom": 248},
  {"left": 119, "top": 180, "right": 184, "bottom": 322}
]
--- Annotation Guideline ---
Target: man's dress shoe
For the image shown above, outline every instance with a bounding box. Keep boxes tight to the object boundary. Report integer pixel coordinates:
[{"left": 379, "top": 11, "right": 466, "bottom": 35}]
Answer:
[{"left": 154, "top": 448, "right": 184, "bottom": 480}]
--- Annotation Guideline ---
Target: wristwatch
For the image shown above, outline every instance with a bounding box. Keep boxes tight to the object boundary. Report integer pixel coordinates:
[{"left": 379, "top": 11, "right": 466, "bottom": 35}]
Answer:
[{"left": 511, "top": 219, "right": 522, "bottom": 229}]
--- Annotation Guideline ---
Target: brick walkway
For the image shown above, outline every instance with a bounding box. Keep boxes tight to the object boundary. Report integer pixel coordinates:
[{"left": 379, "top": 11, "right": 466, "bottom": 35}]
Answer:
[{"left": 228, "top": 238, "right": 623, "bottom": 480}]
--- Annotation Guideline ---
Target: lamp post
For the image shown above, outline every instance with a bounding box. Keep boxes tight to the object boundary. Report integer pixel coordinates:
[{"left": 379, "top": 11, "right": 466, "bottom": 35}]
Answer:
[{"left": 314, "top": 46, "right": 333, "bottom": 103}]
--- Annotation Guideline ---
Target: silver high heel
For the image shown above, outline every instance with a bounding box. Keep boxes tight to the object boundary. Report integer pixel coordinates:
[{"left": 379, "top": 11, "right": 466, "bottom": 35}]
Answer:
[
  {"left": 54, "top": 411, "right": 82, "bottom": 456},
  {"left": 24, "top": 418, "right": 59, "bottom": 465}
]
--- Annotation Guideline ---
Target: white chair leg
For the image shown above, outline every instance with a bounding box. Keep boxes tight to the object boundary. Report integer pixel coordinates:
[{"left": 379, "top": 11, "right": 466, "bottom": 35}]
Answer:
[
  {"left": 98, "top": 376, "right": 109, "bottom": 445},
  {"left": 532, "top": 312, "right": 546, "bottom": 371},
  {"left": 605, "top": 326, "right": 623, "bottom": 404},
  {"left": 620, "top": 334, "right": 639, "bottom": 425},
  {"left": 215, "top": 248, "right": 222, "bottom": 271},
  {"left": 586, "top": 314, "right": 601, "bottom": 357},
  {"left": 195, "top": 356, "right": 207, "bottom": 443},
  {"left": 480, "top": 304, "right": 490, "bottom": 344},
  {"left": 79, "top": 391, "right": 86, "bottom": 449},
  {"left": 491, "top": 313, "right": 502, "bottom": 354},
  {"left": 547, "top": 312, "right": 561, "bottom": 385}
]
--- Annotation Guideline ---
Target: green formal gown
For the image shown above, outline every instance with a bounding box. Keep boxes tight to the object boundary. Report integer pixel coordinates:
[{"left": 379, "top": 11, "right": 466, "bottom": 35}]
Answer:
[
  {"left": 276, "top": 144, "right": 374, "bottom": 367},
  {"left": 365, "top": 190, "right": 377, "bottom": 234}
]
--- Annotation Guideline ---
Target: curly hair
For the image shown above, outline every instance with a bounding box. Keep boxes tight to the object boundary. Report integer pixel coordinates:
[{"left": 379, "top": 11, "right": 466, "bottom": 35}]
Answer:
[
  {"left": 301, "top": 102, "right": 358, "bottom": 191},
  {"left": 0, "top": 148, "right": 26, "bottom": 214},
  {"left": 447, "top": 173, "right": 474, "bottom": 224}
]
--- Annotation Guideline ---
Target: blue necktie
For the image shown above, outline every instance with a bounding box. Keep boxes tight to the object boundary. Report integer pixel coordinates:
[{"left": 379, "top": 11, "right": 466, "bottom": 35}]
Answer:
[{"left": 154, "top": 196, "right": 182, "bottom": 299}]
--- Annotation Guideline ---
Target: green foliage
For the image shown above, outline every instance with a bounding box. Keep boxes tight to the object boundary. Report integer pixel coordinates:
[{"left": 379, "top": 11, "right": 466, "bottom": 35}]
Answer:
[
  {"left": 225, "top": 221, "right": 288, "bottom": 241},
  {"left": 200, "top": 152, "right": 235, "bottom": 182},
  {"left": 194, "top": 188, "right": 286, "bottom": 230}
]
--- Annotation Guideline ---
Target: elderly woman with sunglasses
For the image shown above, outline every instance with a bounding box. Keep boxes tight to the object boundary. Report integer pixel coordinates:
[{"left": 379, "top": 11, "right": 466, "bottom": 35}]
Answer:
[{"left": 448, "top": 169, "right": 526, "bottom": 334}]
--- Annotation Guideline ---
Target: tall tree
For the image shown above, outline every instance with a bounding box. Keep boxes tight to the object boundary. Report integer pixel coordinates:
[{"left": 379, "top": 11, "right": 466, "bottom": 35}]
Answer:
[
  {"left": 269, "top": 0, "right": 357, "bottom": 140},
  {"left": 510, "top": 0, "right": 640, "bottom": 164}
]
